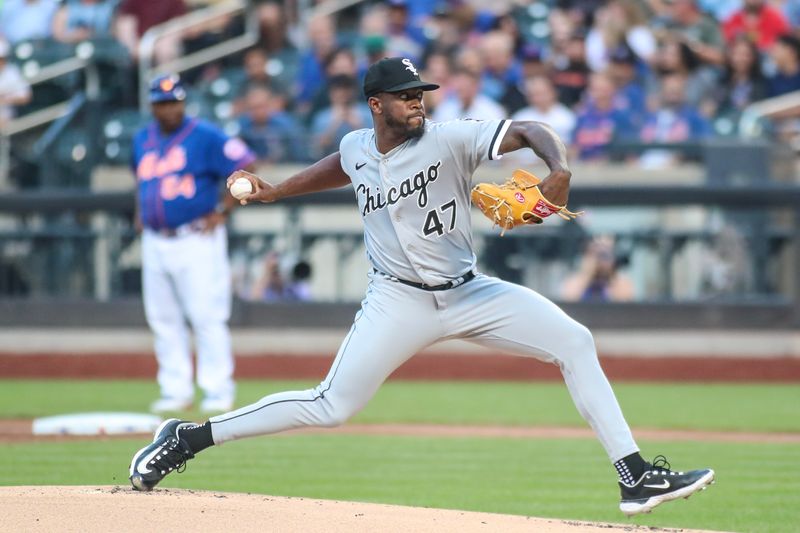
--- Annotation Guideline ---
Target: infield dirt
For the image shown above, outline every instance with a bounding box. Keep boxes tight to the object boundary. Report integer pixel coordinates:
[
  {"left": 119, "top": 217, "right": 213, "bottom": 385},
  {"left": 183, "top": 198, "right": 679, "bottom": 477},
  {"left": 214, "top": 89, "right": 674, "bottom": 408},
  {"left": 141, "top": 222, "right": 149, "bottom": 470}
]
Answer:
[{"left": 1, "top": 486, "right": 725, "bottom": 533}]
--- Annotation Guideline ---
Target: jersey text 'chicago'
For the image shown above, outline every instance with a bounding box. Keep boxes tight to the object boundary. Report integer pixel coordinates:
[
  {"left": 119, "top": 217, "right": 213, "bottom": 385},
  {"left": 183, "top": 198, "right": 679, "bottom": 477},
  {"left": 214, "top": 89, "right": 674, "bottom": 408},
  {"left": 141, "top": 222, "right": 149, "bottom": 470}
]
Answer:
[{"left": 340, "top": 119, "right": 511, "bottom": 286}]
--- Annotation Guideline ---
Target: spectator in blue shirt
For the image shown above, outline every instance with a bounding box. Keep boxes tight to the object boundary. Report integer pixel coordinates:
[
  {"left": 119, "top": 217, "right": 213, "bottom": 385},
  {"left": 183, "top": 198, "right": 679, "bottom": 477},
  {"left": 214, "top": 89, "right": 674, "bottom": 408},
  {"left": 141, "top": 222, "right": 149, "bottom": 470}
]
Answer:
[
  {"left": 306, "top": 46, "right": 361, "bottom": 125},
  {"left": 309, "top": 74, "right": 371, "bottom": 159},
  {"left": 639, "top": 73, "right": 711, "bottom": 169},
  {"left": 607, "top": 43, "right": 648, "bottom": 129},
  {"left": 237, "top": 83, "right": 307, "bottom": 164},
  {"left": 766, "top": 34, "right": 800, "bottom": 97},
  {"left": 571, "top": 72, "right": 634, "bottom": 161},
  {"left": 294, "top": 14, "right": 339, "bottom": 115},
  {"left": 478, "top": 30, "right": 523, "bottom": 103},
  {"left": 696, "top": 0, "right": 742, "bottom": 22},
  {"left": 52, "top": 0, "right": 117, "bottom": 44},
  {"left": 0, "top": 0, "right": 59, "bottom": 44},
  {"left": 386, "top": 0, "right": 428, "bottom": 55},
  {"left": 781, "top": 0, "right": 800, "bottom": 27}
]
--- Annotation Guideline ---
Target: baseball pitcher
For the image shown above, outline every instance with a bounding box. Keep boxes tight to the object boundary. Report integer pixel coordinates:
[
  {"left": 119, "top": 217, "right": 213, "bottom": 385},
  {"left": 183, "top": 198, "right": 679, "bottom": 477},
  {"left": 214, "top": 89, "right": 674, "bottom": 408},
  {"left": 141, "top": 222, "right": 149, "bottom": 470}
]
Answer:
[{"left": 129, "top": 59, "right": 713, "bottom": 516}]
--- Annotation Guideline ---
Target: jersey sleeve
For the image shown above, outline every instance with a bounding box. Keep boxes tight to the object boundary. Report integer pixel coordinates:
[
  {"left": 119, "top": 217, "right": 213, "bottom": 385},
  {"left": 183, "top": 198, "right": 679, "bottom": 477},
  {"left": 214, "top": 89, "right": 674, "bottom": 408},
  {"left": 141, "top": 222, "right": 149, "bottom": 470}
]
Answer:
[
  {"left": 206, "top": 125, "right": 256, "bottom": 178},
  {"left": 436, "top": 119, "right": 511, "bottom": 173},
  {"left": 337, "top": 129, "right": 364, "bottom": 180}
]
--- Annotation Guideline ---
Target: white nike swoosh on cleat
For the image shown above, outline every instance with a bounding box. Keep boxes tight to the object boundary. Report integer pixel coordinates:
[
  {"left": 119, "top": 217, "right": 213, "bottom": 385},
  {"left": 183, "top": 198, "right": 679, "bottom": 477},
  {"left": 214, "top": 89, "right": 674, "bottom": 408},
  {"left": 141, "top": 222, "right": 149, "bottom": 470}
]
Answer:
[
  {"left": 135, "top": 447, "right": 163, "bottom": 475},
  {"left": 643, "top": 480, "right": 670, "bottom": 489},
  {"left": 621, "top": 470, "right": 714, "bottom": 516}
]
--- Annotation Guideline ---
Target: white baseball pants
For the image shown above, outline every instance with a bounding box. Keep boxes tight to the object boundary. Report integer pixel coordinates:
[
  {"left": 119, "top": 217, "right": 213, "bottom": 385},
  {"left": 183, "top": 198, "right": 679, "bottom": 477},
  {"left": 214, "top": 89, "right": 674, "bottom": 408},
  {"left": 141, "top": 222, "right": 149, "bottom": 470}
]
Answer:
[
  {"left": 210, "top": 272, "right": 638, "bottom": 462},
  {"left": 142, "top": 225, "right": 235, "bottom": 405}
]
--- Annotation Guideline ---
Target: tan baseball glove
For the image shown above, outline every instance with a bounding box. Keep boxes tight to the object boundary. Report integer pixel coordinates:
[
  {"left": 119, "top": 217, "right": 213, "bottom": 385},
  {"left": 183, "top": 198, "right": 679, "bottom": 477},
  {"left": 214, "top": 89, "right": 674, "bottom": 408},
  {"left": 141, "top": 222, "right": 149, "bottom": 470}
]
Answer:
[{"left": 471, "top": 169, "right": 582, "bottom": 235}]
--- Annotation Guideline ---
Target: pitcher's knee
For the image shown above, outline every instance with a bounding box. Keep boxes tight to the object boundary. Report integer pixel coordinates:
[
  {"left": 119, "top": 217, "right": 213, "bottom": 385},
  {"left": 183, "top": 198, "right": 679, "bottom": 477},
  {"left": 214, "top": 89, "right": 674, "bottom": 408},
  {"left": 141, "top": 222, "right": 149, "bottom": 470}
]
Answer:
[
  {"left": 316, "top": 408, "right": 352, "bottom": 428},
  {"left": 561, "top": 323, "right": 598, "bottom": 364},
  {"left": 314, "top": 395, "right": 360, "bottom": 428}
]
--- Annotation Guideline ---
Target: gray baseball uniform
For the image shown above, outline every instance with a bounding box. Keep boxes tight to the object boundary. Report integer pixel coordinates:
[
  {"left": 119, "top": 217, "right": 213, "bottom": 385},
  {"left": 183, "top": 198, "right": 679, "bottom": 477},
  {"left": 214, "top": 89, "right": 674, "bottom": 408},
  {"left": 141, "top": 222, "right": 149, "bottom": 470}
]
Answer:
[
  {"left": 130, "top": 58, "right": 714, "bottom": 515},
  {"left": 209, "top": 118, "right": 638, "bottom": 463}
]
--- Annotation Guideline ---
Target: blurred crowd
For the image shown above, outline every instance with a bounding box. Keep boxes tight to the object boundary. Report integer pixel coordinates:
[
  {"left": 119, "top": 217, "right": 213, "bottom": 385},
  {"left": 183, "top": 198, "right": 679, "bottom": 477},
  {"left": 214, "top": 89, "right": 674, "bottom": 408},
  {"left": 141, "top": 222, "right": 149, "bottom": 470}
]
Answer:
[
  {"left": 234, "top": 250, "right": 313, "bottom": 302},
  {"left": 0, "top": 1, "right": 784, "bottom": 303},
  {"left": 2, "top": 0, "right": 800, "bottom": 168}
]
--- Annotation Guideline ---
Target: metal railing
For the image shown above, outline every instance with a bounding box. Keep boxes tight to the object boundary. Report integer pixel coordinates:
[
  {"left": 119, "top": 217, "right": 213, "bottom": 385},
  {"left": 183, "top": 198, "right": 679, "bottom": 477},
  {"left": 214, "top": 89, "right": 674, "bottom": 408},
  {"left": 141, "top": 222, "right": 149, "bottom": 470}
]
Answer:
[
  {"left": 1, "top": 184, "right": 799, "bottom": 309},
  {"left": 739, "top": 89, "right": 800, "bottom": 140},
  {"left": 1, "top": 0, "right": 260, "bottom": 186},
  {"left": 138, "top": 0, "right": 259, "bottom": 112},
  {"left": 305, "top": 0, "right": 366, "bottom": 20},
  {"left": 0, "top": 45, "right": 100, "bottom": 187}
]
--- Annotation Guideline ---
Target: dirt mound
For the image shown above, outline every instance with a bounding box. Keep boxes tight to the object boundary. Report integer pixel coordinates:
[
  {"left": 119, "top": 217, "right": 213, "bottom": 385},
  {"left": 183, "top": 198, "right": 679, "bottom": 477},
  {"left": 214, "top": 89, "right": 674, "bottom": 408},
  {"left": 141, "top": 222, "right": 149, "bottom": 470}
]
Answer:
[{"left": 1, "top": 486, "right": 720, "bottom": 533}]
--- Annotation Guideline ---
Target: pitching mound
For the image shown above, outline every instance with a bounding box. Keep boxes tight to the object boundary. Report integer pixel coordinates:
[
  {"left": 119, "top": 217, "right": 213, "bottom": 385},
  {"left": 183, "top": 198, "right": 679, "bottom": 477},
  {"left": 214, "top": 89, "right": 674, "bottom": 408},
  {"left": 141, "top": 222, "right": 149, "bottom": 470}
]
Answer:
[{"left": 1, "top": 486, "right": 719, "bottom": 533}]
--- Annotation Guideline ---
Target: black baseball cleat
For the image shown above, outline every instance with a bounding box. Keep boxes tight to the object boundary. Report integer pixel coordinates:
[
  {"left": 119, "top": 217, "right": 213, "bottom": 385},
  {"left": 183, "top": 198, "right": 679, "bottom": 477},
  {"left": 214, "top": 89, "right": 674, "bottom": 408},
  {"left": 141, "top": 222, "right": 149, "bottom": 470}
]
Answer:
[
  {"left": 129, "top": 418, "right": 196, "bottom": 491},
  {"left": 619, "top": 455, "right": 715, "bottom": 516}
]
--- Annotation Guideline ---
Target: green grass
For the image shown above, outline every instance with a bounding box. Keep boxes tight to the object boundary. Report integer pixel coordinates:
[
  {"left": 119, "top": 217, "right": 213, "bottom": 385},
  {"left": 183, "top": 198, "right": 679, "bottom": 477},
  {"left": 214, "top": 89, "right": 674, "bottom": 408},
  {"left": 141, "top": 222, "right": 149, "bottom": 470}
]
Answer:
[
  {"left": 0, "top": 434, "right": 797, "bottom": 533},
  {"left": 1, "top": 379, "right": 799, "bottom": 532},
  {"left": 1, "top": 379, "right": 798, "bottom": 433}
]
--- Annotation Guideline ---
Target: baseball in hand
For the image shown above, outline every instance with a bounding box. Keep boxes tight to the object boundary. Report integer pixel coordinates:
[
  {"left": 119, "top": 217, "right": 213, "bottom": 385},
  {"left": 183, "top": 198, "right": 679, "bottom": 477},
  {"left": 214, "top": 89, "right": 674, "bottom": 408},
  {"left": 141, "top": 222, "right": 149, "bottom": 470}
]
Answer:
[{"left": 230, "top": 177, "right": 254, "bottom": 200}]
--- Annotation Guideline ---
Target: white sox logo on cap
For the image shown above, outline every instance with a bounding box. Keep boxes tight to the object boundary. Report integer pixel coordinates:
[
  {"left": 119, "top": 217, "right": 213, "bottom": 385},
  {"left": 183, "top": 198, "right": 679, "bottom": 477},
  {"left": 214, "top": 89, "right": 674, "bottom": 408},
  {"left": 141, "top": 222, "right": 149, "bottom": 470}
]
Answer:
[
  {"left": 402, "top": 58, "right": 418, "bottom": 76},
  {"left": 362, "top": 57, "right": 439, "bottom": 97}
]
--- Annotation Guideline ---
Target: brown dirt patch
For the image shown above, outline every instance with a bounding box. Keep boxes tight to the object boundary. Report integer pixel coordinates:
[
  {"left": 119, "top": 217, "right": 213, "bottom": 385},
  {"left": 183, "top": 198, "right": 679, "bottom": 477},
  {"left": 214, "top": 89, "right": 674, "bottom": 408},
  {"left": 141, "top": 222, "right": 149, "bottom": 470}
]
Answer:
[
  {"left": 2, "top": 352, "right": 800, "bottom": 381},
  {"left": 0, "top": 486, "right": 721, "bottom": 533},
  {"left": 2, "top": 419, "right": 797, "bottom": 444}
]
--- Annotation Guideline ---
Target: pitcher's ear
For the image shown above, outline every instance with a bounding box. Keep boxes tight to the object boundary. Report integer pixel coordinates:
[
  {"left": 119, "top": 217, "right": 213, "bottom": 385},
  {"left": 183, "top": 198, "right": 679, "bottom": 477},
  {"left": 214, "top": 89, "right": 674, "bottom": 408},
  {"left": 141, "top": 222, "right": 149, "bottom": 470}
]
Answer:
[{"left": 367, "top": 95, "right": 382, "bottom": 114}]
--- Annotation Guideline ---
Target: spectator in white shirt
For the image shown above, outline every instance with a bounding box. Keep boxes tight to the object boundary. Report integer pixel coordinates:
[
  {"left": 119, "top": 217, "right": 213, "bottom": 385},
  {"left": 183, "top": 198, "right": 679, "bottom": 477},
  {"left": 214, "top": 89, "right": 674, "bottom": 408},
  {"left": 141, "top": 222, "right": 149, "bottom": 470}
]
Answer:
[
  {"left": 585, "top": 0, "right": 657, "bottom": 73},
  {"left": 432, "top": 67, "right": 506, "bottom": 122},
  {"left": 511, "top": 75, "right": 576, "bottom": 142}
]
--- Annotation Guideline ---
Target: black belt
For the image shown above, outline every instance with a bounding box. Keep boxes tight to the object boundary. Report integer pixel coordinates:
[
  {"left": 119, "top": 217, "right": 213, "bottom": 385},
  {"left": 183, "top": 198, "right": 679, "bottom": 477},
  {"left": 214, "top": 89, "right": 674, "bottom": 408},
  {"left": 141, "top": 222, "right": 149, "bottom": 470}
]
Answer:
[
  {"left": 157, "top": 228, "right": 183, "bottom": 237},
  {"left": 373, "top": 269, "right": 476, "bottom": 291},
  {"left": 150, "top": 222, "right": 203, "bottom": 238}
]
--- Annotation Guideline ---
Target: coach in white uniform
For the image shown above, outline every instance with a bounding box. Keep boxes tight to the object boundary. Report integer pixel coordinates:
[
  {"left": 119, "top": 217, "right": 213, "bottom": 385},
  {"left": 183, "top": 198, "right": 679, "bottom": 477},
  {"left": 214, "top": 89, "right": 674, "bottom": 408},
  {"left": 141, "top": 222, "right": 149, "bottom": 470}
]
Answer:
[
  {"left": 129, "top": 59, "right": 714, "bottom": 516},
  {"left": 133, "top": 74, "right": 256, "bottom": 414}
]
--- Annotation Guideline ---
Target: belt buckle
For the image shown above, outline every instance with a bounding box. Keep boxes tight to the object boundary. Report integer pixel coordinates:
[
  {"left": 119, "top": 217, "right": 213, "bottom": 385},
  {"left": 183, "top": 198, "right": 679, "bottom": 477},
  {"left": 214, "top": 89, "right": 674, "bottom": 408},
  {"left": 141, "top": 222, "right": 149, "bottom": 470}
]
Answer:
[{"left": 448, "top": 271, "right": 475, "bottom": 289}]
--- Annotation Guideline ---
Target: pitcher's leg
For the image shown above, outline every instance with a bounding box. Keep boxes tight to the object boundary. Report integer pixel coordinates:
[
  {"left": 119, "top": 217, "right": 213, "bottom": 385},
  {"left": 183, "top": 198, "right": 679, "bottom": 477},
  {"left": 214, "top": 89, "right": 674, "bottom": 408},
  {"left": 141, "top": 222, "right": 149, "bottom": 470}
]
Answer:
[
  {"left": 455, "top": 276, "right": 638, "bottom": 461},
  {"left": 209, "top": 281, "right": 443, "bottom": 444}
]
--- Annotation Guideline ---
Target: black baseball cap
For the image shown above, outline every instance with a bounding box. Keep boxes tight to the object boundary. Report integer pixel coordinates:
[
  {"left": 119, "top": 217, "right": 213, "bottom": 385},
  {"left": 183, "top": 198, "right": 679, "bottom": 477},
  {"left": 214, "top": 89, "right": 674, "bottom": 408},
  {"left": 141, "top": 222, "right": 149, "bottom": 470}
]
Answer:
[{"left": 363, "top": 57, "right": 439, "bottom": 98}]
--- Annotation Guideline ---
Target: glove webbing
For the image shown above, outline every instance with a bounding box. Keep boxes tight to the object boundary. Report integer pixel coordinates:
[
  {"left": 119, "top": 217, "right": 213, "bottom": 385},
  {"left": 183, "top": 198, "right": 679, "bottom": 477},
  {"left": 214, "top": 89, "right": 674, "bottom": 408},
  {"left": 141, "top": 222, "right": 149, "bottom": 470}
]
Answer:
[
  {"left": 504, "top": 177, "right": 584, "bottom": 221},
  {"left": 481, "top": 194, "right": 516, "bottom": 236},
  {"left": 473, "top": 189, "right": 549, "bottom": 237}
]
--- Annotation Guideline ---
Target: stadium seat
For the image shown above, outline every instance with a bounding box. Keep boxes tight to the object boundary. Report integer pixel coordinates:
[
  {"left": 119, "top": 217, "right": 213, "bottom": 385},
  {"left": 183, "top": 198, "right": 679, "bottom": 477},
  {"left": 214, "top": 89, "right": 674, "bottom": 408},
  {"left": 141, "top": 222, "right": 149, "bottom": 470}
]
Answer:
[
  {"left": 14, "top": 39, "right": 79, "bottom": 114},
  {"left": 52, "top": 127, "right": 94, "bottom": 186},
  {"left": 14, "top": 39, "right": 74, "bottom": 67},
  {"left": 511, "top": 2, "right": 552, "bottom": 47},
  {"left": 184, "top": 90, "right": 216, "bottom": 121},
  {"left": 197, "top": 68, "right": 246, "bottom": 122},
  {"left": 101, "top": 109, "right": 148, "bottom": 165},
  {"left": 206, "top": 71, "right": 240, "bottom": 100},
  {"left": 79, "top": 37, "right": 131, "bottom": 67}
]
